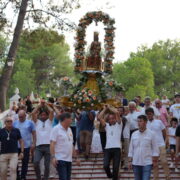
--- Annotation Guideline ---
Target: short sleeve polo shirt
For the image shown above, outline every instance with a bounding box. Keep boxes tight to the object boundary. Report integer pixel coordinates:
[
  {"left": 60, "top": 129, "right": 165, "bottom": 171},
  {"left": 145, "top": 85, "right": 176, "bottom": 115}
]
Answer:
[{"left": 0, "top": 128, "right": 22, "bottom": 154}]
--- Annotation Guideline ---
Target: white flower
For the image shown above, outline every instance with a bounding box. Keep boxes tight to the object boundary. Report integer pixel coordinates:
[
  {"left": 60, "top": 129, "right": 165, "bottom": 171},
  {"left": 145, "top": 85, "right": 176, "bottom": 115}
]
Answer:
[
  {"left": 74, "top": 43, "right": 78, "bottom": 48},
  {"left": 110, "top": 18, "right": 115, "bottom": 23},
  {"left": 107, "top": 25, "right": 112, "bottom": 28},
  {"left": 104, "top": 44, "right": 108, "bottom": 49},
  {"left": 77, "top": 26, "right": 83, "bottom": 31},
  {"left": 106, "top": 57, "right": 114, "bottom": 61}
]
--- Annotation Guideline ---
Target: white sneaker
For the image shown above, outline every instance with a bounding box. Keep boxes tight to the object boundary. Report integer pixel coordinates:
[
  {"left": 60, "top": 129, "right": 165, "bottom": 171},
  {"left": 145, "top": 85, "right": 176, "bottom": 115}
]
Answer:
[
  {"left": 169, "top": 162, "right": 174, "bottom": 168},
  {"left": 49, "top": 175, "right": 56, "bottom": 178},
  {"left": 175, "top": 168, "right": 179, "bottom": 172}
]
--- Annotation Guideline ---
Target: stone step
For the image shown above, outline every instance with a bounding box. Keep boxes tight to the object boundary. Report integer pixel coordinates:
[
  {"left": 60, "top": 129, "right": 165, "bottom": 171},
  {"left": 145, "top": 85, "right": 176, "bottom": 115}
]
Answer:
[
  {"left": 9, "top": 169, "right": 180, "bottom": 174},
  {"left": 17, "top": 164, "right": 180, "bottom": 171},
  {"left": 7, "top": 153, "right": 180, "bottom": 180},
  {"left": 13, "top": 175, "right": 180, "bottom": 180}
]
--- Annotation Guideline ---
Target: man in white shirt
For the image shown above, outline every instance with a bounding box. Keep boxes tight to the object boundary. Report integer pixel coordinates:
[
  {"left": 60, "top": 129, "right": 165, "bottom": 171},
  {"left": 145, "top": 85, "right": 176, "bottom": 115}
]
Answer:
[
  {"left": 50, "top": 112, "right": 80, "bottom": 180},
  {"left": 128, "top": 115, "right": 159, "bottom": 180},
  {"left": 99, "top": 105, "right": 122, "bottom": 180},
  {"left": 170, "top": 94, "right": 180, "bottom": 122},
  {"left": 145, "top": 107, "right": 170, "bottom": 180},
  {"left": 32, "top": 100, "right": 54, "bottom": 180},
  {"left": 140, "top": 96, "right": 160, "bottom": 119},
  {"left": 126, "top": 102, "right": 141, "bottom": 136}
]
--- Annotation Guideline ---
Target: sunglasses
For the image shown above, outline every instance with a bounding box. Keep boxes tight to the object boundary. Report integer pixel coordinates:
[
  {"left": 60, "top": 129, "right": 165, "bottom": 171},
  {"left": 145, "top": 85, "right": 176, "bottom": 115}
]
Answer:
[{"left": 6, "top": 120, "right": 13, "bottom": 123}]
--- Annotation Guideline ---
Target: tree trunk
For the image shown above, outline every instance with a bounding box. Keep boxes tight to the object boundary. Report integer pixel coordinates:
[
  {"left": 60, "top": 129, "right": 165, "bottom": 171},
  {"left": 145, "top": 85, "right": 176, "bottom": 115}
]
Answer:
[{"left": 0, "top": 0, "right": 28, "bottom": 111}]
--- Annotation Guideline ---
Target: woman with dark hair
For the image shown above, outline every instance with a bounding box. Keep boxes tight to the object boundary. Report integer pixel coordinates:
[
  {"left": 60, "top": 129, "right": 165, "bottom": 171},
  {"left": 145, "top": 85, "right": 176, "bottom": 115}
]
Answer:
[{"left": 25, "top": 96, "right": 33, "bottom": 113}]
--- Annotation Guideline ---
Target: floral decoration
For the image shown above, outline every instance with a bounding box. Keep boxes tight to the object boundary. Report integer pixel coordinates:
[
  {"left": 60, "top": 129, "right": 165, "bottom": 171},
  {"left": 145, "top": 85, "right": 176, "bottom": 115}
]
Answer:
[
  {"left": 61, "top": 77, "right": 73, "bottom": 88},
  {"left": 60, "top": 77, "right": 73, "bottom": 96},
  {"left": 105, "top": 79, "right": 124, "bottom": 91},
  {"left": 71, "top": 87, "right": 99, "bottom": 109},
  {"left": 74, "top": 11, "right": 115, "bottom": 74}
]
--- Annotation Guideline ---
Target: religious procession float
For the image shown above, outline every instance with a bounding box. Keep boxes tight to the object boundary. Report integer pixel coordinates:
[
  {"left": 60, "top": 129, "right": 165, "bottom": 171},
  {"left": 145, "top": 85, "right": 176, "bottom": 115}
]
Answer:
[{"left": 60, "top": 11, "right": 123, "bottom": 110}]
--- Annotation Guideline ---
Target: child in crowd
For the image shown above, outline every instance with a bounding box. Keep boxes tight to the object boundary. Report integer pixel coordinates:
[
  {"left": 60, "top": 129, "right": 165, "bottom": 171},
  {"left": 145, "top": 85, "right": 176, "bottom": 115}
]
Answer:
[
  {"left": 91, "top": 118, "right": 103, "bottom": 153},
  {"left": 168, "top": 117, "right": 178, "bottom": 171}
]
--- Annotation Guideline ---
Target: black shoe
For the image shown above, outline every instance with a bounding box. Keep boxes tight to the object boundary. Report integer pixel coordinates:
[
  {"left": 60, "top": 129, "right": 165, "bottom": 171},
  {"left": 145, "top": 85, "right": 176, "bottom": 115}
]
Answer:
[
  {"left": 107, "top": 174, "right": 113, "bottom": 178},
  {"left": 123, "top": 167, "right": 128, "bottom": 171},
  {"left": 17, "top": 172, "right": 21, "bottom": 180},
  {"left": 85, "top": 155, "right": 89, "bottom": 160}
]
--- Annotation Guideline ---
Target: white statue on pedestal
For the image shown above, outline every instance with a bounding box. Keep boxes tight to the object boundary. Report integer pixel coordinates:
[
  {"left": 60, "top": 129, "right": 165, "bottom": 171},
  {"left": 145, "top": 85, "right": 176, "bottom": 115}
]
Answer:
[{"left": 9, "top": 88, "right": 20, "bottom": 108}]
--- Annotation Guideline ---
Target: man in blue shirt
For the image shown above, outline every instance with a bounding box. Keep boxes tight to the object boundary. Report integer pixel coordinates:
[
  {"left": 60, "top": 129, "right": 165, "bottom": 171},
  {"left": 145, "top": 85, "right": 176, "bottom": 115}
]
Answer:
[
  {"left": 79, "top": 110, "right": 95, "bottom": 159},
  {"left": 13, "top": 110, "right": 36, "bottom": 180}
]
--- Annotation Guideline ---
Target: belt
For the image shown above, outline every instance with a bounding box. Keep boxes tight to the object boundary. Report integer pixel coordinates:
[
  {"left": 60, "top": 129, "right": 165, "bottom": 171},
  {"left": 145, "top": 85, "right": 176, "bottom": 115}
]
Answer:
[{"left": 37, "top": 144, "right": 50, "bottom": 147}]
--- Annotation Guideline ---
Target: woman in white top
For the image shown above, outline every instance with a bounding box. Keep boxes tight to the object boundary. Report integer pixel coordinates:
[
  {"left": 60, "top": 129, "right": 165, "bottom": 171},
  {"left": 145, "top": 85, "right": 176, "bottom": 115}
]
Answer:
[
  {"left": 145, "top": 107, "right": 170, "bottom": 180},
  {"left": 162, "top": 95, "right": 170, "bottom": 110}
]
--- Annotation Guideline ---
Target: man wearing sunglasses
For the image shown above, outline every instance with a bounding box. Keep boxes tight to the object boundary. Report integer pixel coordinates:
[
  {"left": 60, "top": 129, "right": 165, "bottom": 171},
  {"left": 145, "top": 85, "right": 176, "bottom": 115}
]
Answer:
[{"left": 0, "top": 117, "right": 24, "bottom": 180}]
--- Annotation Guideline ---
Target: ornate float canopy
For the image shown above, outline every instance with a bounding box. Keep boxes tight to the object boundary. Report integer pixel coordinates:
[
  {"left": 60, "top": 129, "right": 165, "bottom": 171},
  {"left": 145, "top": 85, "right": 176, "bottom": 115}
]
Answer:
[
  {"left": 60, "top": 11, "right": 122, "bottom": 110},
  {"left": 74, "top": 11, "right": 115, "bottom": 74}
]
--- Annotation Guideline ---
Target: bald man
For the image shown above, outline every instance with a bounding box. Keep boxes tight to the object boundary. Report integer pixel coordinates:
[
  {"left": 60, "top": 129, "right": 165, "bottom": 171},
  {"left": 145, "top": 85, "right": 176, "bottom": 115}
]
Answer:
[
  {"left": 13, "top": 110, "right": 36, "bottom": 180},
  {"left": 126, "top": 102, "right": 141, "bottom": 136},
  {"left": 155, "top": 99, "right": 169, "bottom": 127}
]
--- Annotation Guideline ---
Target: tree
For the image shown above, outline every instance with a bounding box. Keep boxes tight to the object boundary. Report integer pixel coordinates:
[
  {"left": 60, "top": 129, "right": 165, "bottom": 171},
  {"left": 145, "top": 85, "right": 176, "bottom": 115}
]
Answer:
[
  {"left": 130, "top": 39, "right": 180, "bottom": 97},
  {"left": 113, "top": 57, "right": 155, "bottom": 100},
  {"left": 126, "top": 85, "right": 147, "bottom": 100},
  {"left": 0, "top": 0, "right": 29, "bottom": 111},
  {"left": 15, "top": 28, "right": 73, "bottom": 96},
  {"left": 0, "top": 35, "right": 8, "bottom": 73},
  {"left": 9, "top": 59, "right": 35, "bottom": 97},
  {"left": 0, "top": 35, "right": 7, "bottom": 59},
  {"left": 0, "top": 0, "right": 80, "bottom": 110}
]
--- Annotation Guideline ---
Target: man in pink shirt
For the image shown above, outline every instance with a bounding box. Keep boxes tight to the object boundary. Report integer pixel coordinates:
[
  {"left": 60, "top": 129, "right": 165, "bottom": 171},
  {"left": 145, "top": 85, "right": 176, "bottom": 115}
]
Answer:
[{"left": 155, "top": 99, "right": 169, "bottom": 127}]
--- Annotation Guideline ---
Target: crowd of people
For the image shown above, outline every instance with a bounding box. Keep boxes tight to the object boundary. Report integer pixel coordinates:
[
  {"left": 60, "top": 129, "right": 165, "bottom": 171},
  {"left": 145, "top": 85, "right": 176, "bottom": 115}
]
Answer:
[{"left": 0, "top": 93, "right": 180, "bottom": 180}]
